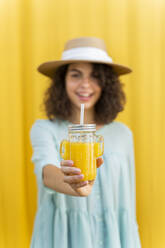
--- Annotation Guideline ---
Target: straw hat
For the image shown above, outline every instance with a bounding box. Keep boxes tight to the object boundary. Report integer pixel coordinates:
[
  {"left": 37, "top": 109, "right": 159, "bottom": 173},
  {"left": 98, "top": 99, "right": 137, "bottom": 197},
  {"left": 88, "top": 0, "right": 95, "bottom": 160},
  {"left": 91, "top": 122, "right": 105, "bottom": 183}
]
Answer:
[{"left": 37, "top": 37, "right": 132, "bottom": 78}]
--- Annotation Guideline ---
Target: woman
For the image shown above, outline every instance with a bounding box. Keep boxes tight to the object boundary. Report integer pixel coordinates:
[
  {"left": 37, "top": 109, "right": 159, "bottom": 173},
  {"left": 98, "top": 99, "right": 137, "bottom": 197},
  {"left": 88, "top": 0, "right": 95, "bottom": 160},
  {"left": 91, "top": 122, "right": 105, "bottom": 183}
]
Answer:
[{"left": 30, "top": 37, "right": 141, "bottom": 247}]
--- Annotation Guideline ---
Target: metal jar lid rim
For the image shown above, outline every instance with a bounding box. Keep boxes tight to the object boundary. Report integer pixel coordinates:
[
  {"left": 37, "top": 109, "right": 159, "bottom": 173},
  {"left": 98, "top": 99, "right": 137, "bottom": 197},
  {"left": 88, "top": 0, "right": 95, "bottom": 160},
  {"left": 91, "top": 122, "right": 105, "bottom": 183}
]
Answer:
[{"left": 68, "top": 124, "right": 96, "bottom": 132}]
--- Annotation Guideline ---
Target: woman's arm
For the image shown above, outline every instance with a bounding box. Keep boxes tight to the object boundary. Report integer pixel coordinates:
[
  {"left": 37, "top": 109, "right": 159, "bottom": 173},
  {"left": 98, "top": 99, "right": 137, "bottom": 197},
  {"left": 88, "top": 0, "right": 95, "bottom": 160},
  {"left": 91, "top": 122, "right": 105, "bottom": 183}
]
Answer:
[
  {"left": 43, "top": 164, "right": 79, "bottom": 196},
  {"left": 30, "top": 120, "right": 103, "bottom": 196},
  {"left": 43, "top": 157, "right": 104, "bottom": 197}
]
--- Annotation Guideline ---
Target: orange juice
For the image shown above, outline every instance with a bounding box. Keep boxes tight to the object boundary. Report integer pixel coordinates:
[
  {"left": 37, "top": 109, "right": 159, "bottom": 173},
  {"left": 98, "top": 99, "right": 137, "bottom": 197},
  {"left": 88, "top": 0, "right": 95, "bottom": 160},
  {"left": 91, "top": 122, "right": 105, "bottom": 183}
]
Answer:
[{"left": 60, "top": 141, "right": 103, "bottom": 181}]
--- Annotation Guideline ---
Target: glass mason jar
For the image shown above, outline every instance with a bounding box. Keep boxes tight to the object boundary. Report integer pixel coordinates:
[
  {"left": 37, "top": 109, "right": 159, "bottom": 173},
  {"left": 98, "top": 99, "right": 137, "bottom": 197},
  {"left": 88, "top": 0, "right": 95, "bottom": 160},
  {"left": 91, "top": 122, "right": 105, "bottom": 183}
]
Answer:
[{"left": 60, "top": 124, "right": 104, "bottom": 181}]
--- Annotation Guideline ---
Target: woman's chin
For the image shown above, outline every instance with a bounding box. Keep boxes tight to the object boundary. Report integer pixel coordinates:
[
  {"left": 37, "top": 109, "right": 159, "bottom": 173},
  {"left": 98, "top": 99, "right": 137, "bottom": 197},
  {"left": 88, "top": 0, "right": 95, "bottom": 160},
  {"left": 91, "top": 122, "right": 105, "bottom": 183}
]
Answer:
[
  {"left": 70, "top": 97, "right": 97, "bottom": 110},
  {"left": 78, "top": 101, "right": 94, "bottom": 109}
]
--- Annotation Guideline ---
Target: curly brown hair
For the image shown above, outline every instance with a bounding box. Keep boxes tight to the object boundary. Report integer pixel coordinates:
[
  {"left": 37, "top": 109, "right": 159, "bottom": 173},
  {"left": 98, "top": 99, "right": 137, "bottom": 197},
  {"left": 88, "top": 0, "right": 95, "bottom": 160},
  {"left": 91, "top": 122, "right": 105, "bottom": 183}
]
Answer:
[{"left": 40, "top": 63, "right": 126, "bottom": 125}]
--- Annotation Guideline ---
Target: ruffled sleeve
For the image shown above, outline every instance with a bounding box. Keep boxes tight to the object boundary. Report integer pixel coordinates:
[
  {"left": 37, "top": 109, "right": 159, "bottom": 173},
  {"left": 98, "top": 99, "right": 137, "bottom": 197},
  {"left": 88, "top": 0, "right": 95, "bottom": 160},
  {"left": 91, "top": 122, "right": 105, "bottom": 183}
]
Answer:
[
  {"left": 30, "top": 119, "right": 61, "bottom": 194},
  {"left": 118, "top": 130, "right": 141, "bottom": 248}
]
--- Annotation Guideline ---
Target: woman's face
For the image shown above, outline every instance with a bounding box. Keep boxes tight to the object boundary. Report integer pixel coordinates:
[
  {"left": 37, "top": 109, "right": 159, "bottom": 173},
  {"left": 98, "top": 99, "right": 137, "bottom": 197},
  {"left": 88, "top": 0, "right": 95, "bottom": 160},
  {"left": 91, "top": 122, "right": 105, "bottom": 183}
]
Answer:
[{"left": 65, "top": 62, "right": 102, "bottom": 110}]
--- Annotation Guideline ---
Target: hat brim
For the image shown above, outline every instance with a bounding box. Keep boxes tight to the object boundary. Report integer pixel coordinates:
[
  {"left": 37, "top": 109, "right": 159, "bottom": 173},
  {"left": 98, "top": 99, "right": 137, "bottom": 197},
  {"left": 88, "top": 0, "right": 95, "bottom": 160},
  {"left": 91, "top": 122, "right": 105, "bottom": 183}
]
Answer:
[{"left": 37, "top": 59, "right": 132, "bottom": 78}]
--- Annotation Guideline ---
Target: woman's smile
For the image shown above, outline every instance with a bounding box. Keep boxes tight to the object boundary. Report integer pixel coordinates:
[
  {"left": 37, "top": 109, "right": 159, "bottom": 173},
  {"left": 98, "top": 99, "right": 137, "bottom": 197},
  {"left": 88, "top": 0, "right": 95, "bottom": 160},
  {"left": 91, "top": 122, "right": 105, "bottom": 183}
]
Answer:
[{"left": 76, "top": 92, "right": 94, "bottom": 102}]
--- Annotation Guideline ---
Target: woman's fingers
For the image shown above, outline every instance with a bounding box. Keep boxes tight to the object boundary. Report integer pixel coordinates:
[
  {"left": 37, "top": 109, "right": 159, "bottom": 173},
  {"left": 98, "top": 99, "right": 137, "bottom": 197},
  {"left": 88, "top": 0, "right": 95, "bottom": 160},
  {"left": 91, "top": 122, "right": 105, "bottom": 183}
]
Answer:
[
  {"left": 61, "top": 160, "right": 82, "bottom": 175},
  {"left": 71, "top": 181, "right": 88, "bottom": 188},
  {"left": 61, "top": 166, "right": 81, "bottom": 175},
  {"left": 61, "top": 160, "right": 74, "bottom": 167},
  {"left": 61, "top": 158, "right": 103, "bottom": 189},
  {"left": 96, "top": 157, "right": 104, "bottom": 168},
  {"left": 64, "top": 174, "right": 84, "bottom": 184},
  {"left": 61, "top": 160, "right": 85, "bottom": 185}
]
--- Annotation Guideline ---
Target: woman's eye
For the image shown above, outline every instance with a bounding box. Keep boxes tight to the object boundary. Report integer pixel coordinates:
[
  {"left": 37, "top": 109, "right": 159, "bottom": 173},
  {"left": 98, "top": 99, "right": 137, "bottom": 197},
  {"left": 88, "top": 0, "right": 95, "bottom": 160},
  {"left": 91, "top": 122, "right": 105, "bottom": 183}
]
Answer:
[{"left": 71, "top": 74, "right": 80, "bottom": 77}]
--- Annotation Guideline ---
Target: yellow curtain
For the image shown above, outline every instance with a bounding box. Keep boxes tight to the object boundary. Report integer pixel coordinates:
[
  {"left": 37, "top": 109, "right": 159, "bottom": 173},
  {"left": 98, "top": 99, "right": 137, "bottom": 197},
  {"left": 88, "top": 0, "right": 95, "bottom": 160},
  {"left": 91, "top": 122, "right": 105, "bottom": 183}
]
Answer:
[{"left": 0, "top": 0, "right": 165, "bottom": 247}]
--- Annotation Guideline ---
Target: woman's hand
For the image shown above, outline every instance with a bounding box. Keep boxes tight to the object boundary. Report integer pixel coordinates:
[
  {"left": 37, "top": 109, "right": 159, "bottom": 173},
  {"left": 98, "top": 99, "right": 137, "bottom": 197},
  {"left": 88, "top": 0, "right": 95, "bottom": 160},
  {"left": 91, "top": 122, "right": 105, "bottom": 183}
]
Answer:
[{"left": 60, "top": 157, "right": 104, "bottom": 196}]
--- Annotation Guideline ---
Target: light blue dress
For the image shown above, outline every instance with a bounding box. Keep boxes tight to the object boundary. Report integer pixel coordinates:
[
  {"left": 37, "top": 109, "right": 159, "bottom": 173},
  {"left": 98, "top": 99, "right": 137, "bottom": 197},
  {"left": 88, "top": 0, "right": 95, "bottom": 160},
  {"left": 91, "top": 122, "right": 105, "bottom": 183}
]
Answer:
[{"left": 30, "top": 119, "right": 141, "bottom": 248}]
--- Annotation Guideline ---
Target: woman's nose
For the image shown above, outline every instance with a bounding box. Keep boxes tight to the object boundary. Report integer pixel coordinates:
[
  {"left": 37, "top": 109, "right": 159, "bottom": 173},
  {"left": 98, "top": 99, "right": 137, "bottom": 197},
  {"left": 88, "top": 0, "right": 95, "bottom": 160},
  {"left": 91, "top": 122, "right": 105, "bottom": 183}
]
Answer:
[{"left": 81, "top": 77, "right": 91, "bottom": 87}]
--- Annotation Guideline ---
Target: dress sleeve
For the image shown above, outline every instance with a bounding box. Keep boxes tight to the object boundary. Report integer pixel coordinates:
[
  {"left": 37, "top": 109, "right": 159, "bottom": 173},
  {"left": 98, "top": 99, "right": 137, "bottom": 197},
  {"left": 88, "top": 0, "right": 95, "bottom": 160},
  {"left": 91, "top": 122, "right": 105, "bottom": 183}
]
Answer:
[
  {"left": 118, "top": 130, "right": 142, "bottom": 247},
  {"left": 128, "top": 131, "right": 138, "bottom": 218},
  {"left": 127, "top": 131, "right": 142, "bottom": 247},
  {"left": 30, "top": 120, "right": 61, "bottom": 194}
]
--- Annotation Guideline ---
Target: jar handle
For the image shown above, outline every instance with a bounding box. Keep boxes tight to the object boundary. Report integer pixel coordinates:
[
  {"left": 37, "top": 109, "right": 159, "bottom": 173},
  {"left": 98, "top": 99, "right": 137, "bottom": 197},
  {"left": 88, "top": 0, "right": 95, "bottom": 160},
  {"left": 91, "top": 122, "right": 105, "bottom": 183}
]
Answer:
[
  {"left": 60, "top": 139, "right": 68, "bottom": 159},
  {"left": 95, "top": 135, "right": 104, "bottom": 157}
]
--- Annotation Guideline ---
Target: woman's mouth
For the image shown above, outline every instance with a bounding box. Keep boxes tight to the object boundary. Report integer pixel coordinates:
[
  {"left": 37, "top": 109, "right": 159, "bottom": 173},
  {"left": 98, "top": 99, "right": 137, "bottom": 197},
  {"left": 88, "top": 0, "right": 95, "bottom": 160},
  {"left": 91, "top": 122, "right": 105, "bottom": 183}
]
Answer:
[{"left": 76, "top": 93, "right": 94, "bottom": 101}]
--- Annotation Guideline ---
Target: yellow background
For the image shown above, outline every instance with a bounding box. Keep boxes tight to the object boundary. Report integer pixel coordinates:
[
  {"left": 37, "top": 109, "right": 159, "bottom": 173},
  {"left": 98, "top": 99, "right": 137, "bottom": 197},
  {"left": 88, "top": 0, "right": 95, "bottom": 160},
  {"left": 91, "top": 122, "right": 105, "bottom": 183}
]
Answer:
[{"left": 0, "top": 0, "right": 165, "bottom": 247}]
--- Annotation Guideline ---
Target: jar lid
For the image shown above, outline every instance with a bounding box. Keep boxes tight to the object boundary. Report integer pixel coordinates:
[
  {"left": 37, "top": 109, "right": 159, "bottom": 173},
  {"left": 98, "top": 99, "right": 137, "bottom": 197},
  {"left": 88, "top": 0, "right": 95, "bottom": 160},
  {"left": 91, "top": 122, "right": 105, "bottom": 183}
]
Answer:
[{"left": 68, "top": 124, "right": 96, "bottom": 132}]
